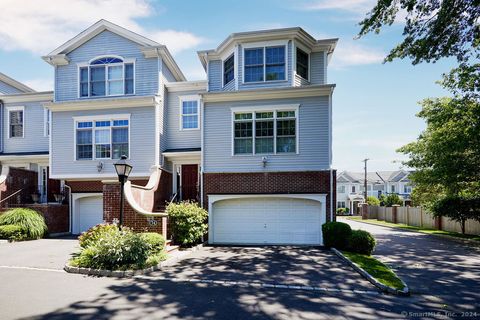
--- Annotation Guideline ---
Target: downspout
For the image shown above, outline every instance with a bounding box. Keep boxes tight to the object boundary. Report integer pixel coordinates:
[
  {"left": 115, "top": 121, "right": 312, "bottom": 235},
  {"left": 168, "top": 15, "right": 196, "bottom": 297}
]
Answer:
[
  {"left": 328, "top": 91, "right": 334, "bottom": 222},
  {"left": 64, "top": 184, "right": 72, "bottom": 234},
  {"left": 0, "top": 99, "right": 3, "bottom": 153}
]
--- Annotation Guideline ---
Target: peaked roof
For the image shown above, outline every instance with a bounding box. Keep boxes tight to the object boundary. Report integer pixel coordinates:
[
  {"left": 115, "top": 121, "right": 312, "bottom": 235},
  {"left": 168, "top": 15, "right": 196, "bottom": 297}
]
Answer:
[
  {"left": 0, "top": 72, "right": 35, "bottom": 93},
  {"left": 337, "top": 170, "right": 411, "bottom": 184},
  {"left": 42, "top": 19, "right": 186, "bottom": 81}
]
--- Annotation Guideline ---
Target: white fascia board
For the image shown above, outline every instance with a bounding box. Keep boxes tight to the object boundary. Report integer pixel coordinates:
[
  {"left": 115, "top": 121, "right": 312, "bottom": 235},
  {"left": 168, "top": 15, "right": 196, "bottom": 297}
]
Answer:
[
  {"left": 0, "top": 73, "right": 35, "bottom": 93},
  {"left": 45, "top": 96, "right": 157, "bottom": 112},
  {"left": 50, "top": 172, "right": 151, "bottom": 180},
  {"left": 165, "top": 81, "right": 207, "bottom": 92},
  {"left": 0, "top": 92, "right": 53, "bottom": 104}
]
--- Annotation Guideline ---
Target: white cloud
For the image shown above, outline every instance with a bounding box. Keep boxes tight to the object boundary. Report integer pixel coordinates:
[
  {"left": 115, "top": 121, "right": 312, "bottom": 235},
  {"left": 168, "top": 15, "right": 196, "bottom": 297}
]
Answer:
[
  {"left": 22, "top": 78, "right": 54, "bottom": 92},
  {"left": 330, "top": 41, "right": 385, "bottom": 68},
  {"left": 0, "top": 0, "right": 203, "bottom": 55},
  {"left": 301, "top": 0, "right": 375, "bottom": 14}
]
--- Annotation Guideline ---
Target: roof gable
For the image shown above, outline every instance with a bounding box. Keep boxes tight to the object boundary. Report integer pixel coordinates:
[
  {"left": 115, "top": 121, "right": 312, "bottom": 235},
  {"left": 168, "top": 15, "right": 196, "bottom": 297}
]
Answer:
[{"left": 0, "top": 73, "right": 35, "bottom": 94}]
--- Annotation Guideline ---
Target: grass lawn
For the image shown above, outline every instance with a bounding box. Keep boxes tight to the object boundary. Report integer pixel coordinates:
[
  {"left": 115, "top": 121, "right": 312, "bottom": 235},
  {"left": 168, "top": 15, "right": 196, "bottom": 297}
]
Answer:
[
  {"left": 342, "top": 251, "right": 405, "bottom": 290},
  {"left": 345, "top": 217, "right": 480, "bottom": 242}
]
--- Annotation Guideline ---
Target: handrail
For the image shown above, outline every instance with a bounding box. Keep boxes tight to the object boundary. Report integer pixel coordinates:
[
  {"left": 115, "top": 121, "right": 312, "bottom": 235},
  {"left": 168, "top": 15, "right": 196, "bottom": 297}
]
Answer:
[
  {"left": 0, "top": 188, "right": 23, "bottom": 205},
  {"left": 169, "top": 192, "right": 178, "bottom": 206}
]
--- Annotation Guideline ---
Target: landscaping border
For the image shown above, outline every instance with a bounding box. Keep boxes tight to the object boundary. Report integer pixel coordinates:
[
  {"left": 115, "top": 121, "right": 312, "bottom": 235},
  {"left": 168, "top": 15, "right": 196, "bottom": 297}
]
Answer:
[
  {"left": 331, "top": 248, "right": 409, "bottom": 296},
  {"left": 64, "top": 242, "right": 205, "bottom": 278}
]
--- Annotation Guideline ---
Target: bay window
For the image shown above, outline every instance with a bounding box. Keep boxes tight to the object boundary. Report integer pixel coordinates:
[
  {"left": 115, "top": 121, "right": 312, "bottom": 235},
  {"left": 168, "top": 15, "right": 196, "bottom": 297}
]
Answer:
[
  {"left": 244, "top": 45, "right": 286, "bottom": 83},
  {"left": 79, "top": 56, "right": 134, "bottom": 98},
  {"left": 76, "top": 118, "right": 129, "bottom": 160},
  {"left": 233, "top": 108, "right": 297, "bottom": 155}
]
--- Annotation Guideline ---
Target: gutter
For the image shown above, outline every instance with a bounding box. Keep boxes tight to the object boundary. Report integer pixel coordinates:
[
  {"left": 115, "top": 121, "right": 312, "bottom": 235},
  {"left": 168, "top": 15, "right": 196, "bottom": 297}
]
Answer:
[{"left": 64, "top": 184, "right": 72, "bottom": 234}]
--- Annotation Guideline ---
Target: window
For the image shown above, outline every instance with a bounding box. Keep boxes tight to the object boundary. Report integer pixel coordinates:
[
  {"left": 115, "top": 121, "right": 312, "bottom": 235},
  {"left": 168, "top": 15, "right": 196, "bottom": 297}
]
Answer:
[
  {"left": 391, "top": 185, "right": 396, "bottom": 193},
  {"left": 8, "top": 108, "right": 24, "bottom": 138},
  {"left": 44, "top": 108, "right": 51, "bottom": 137},
  {"left": 352, "top": 186, "right": 356, "bottom": 193},
  {"left": 337, "top": 185, "right": 346, "bottom": 193},
  {"left": 404, "top": 185, "right": 412, "bottom": 193},
  {"left": 296, "top": 48, "right": 309, "bottom": 80},
  {"left": 337, "top": 201, "right": 346, "bottom": 209},
  {"left": 180, "top": 98, "right": 199, "bottom": 130},
  {"left": 79, "top": 56, "right": 134, "bottom": 98},
  {"left": 75, "top": 118, "right": 129, "bottom": 160},
  {"left": 223, "top": 54, "right": 234, "bottom": 86},
  {"left": 244, "top": 45, "right": 286, "bottom": 83},
  {"left": 233, "top": 108, "right": 297, "bottom": 155}
]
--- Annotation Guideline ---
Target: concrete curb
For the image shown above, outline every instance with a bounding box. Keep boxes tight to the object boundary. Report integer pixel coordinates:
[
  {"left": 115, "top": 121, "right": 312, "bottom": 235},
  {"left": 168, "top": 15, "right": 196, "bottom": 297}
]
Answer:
[
  {"left": 64, "top": 242, "right": 205, "bottom": 278},
  {"left": 331, "top": 248, "right": 409, "bottom": 296}
]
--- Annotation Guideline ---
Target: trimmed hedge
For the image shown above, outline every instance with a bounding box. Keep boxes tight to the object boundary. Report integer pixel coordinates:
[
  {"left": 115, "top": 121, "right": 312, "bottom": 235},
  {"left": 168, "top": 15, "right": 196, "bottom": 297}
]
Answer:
[
  {"left": 0, "top": 208, "right": 47, "bottom": 240},
  {"left": 347, "top": 230, "right": 376, "bottom": 255},
  {"left": 167, "top": 201, "right": 208, "bottom": 246},
  {"left": 140, "top": 232, "right": 166, "bottom": 255},
  {"left": 322, "top": 222, "right": 352, "bottom": 250},
  {"left": 78, "top": 223, "right": 118, "bottom": 248},
  {"left": 0, "top": 225, "right": 26, "bottom": 241}
]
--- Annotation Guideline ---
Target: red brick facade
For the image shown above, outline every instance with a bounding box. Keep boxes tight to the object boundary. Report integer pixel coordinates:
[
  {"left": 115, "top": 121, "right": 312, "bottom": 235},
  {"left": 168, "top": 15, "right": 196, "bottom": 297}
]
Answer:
[
  {"left": 203, "top": 170, "right": 336, "bottom": 222},
  {"left": 0, "top": 204, "right": 69, "bottom": 234},
  {"left": 0, "top": 167, "right": 38, "bottom": 208}
]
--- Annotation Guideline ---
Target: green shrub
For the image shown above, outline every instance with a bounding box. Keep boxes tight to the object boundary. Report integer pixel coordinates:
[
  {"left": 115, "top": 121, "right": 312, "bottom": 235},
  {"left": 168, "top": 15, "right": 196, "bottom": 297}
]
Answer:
[
  {"left": 140, "top": 232, "right": 166, "bottom": 255},
  {"left": 167, "top": 201, "right": 208, "bottom": 246},
  {"left": 366, "top": 196, "right": 380, "bottom": 206},
  {"left": 0, "top": 225, "right": 27, "bottom": 241},
  {"left": 336, "top": 208, "right": 351, "bottom": 215},
  {"left": 322, "top": 221, "right": 352, "bottom": 250},
  {"left": 380, "top": 194, "right": 403, "bottom": 207},
  {"left": 0, "top": 208, "right": 47, "bottom": 239},
  {"left": 72, "top": 227, "right": 150, "bottom": 270},
  {"left": 78, "top": 223, "right": 118, "bottom": 248},
  {"left": 347, "top": 230, "right": 376, "bottom": 255}
]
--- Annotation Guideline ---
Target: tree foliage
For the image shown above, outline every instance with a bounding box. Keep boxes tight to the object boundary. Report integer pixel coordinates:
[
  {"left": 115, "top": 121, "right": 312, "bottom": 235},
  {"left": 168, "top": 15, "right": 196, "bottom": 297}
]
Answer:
[
  {"left": 431, "top": 194, "right": 480, "bottom": 234},
  {"left": 358, "top": 0, "right": 480, "bottom": 65},
  {"left": 366, "top": 196, "right": 380, "bottom": 206},
  {"left": 379, "top": 194, "right": 403, "bottom": 207}
]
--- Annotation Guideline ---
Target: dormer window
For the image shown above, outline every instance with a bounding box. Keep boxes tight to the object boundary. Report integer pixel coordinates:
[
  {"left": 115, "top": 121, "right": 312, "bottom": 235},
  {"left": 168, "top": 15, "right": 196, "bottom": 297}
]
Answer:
[
  {"left": 79, "top": 56, "right": 134, "bottom": 98},
  {"left": 244, "top": 45, "right": 286, "bottom": 83},
  {"left": 296, "top": 48, "right": 309, "bottom": 80},
  {"left": 223, "top": 54, "right": 234, "bottom": 86}
]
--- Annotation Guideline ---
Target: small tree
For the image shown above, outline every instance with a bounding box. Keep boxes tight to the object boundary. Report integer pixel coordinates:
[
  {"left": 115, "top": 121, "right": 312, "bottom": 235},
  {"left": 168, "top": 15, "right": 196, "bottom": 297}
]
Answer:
[
  {"left": 380, "top": 194, "right": 403, "bottom": 207},
  {"left": 366, "top": 196, "right": 380, "bottom": 206},
  {"left": 431, "top": 195, "right": 480, "bottom": 234}
]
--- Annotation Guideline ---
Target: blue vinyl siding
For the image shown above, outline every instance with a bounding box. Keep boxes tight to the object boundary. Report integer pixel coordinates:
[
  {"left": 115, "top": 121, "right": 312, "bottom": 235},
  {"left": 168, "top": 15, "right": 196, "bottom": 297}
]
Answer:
[
  {"left": 0, "top": 80, "right": 23, "bottom": 94},
  {"left": 203, "top": 95, "right": 330, "bottom": 173},
  {"left": 163, "top": 65, "right": 178, "bottom": 83},
  {"left": 55, "top": 30, "right": 159, "bottom": 102},
  {"left": 50, "top": 106, "right": 155, "bottom": 178},
  {"left": 3, "top": 102, "right": 49, "bottom": 153},
  {"left": 310, "top": 51, "right": 325, "bottom": 85},
  {"left": 164, "top": 90, "right": 202, "bottom": 150},
  {"left": 208, "top": 60, "right": 222, "bottom": 91}
]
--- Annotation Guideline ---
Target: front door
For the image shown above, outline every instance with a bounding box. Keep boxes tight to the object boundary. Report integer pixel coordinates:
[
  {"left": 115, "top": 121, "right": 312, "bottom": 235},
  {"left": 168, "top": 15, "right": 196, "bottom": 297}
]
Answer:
[{"left": 181, "top": 164, "right": 198, "bottom": 201}]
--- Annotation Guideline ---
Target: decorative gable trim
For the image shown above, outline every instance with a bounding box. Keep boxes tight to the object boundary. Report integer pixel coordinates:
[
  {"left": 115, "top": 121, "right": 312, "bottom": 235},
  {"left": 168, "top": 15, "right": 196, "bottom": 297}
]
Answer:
[
  {"left": 42, "top": 19, "right": 159, "bottom": 66},
  {"left": 45, "top": 95, "right": 159, "bottom": 112}
]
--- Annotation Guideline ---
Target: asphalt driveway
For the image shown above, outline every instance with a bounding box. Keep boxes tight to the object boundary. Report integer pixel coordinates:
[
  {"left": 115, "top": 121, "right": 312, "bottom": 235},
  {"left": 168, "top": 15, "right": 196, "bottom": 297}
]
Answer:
[
  {"left": 0, "top": 236, "right": 79, "bottom": 270},
  {"left": 340, "top": 217, "right": 480, "bottom": 311},
  {"left": 156, "top": 246, "right": 377, "bottom": 292}
]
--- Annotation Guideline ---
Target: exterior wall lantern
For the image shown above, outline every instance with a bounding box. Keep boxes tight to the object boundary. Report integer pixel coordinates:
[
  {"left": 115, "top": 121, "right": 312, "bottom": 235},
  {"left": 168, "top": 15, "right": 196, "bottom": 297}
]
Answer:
[{"left": 113, "top": 155, "right": 132, "bottom": 227}]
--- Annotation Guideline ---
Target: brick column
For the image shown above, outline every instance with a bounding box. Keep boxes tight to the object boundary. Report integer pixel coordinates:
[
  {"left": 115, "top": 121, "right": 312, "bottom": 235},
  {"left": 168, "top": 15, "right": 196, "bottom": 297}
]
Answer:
[
  {"left": 102, "top": 180, "right": 166, "bottom": 236},
  {"left": 434, "top": 216, "right": 442, "bottom": 230}
]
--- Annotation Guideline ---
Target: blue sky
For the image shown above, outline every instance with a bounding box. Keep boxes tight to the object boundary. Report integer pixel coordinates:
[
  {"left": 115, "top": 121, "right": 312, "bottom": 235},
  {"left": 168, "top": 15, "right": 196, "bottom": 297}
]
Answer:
[{"left": 0, "top": 0, "right": 455, "bottom": 172}]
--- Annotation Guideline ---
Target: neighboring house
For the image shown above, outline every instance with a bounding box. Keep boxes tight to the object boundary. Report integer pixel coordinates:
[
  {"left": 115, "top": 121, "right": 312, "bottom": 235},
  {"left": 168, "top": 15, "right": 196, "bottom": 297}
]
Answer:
[
  {"left": 0, "top": 20, "right": 337, "bottom": 246},
  {"left": 336, "top": 170, "right": 413, "bottom": 213}
]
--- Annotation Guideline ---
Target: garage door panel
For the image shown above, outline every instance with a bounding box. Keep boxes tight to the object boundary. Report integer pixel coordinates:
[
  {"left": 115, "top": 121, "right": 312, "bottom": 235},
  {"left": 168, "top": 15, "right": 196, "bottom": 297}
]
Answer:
[
  {"left": 77, "top": 196, "right": 103, "bottom": 234},
  {"left": 212, "top": 197, "right": 323, "bottom": 245}
]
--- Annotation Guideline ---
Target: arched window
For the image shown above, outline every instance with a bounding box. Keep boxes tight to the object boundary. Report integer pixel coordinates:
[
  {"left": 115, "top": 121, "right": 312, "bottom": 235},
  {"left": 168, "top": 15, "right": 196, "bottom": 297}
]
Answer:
[{"left": 79, "top": 56, "right": 134, "bottom": 97}]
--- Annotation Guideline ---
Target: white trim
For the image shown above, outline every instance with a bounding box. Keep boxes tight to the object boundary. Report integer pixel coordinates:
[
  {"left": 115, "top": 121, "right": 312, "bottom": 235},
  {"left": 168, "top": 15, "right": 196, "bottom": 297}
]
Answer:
[
  {"left": 234, "top": 44, "right": 239, "bottom": 90},
  {"left": 0, "top": 72, "right": 35, "bottom": 93},
  {"left": 242, "top": 40, "right": 288, "bottom": 84},
  {"left": 73, "top": 114, "right": 131, "bottom": 162},
  {"left": 165, "top": 81, "right": 207, "bottom": 93},
  {"left": 230, "top": 104, "right": 300, "bottom": 156},
  {"left": 202, "top": 84, "right": 335, "bottom": 103},
  {"left": 0, "top": 92, "right": 52, "bottom": 104},
  {"left": 43, "top": 107, "right": 51, "bottom": 137},
  {"left": 200, "top": 97, "right": 205, "bottom": 207},
  {"left": 178, "top": 95, "right": 200, "bottom": 131},
  {"left": 171, "top": 161, "right": 201, "bottom": 198},
  {"left": 324, "top": 51, "right": 327, "bottom": 83},
  {"left": 6, "top": 106, "right": 24, "bottom": 139},
  {"left": 50, "top": 172, "right": 150, "bottom": 180},
  {"left": 222, "top": 53, "right": 235, "bottom": 88},
  {"left": 208, "top": 193, "right": 327, "bottom": 245},
  {"left": 45, "top": 95, "right": 157, "bottom": 112},
  {"left": 294, "top": 44, "right": 311, "bottom": 82},
  {"left": 163, "top": 151, "right": 201, "bottom": 158}
]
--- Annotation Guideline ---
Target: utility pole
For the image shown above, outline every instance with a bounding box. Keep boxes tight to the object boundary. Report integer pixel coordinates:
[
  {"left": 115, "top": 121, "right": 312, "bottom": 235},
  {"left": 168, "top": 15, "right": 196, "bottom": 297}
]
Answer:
[{"left": 362, "top": 158, "right": 370, "bottom": 201}]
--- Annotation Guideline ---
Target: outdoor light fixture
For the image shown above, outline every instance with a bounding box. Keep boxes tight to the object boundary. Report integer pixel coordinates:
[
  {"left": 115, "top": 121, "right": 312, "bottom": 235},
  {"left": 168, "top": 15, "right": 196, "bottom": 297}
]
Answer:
[{"left": 114, "top": 155, "right": 132, "bottom": 227}]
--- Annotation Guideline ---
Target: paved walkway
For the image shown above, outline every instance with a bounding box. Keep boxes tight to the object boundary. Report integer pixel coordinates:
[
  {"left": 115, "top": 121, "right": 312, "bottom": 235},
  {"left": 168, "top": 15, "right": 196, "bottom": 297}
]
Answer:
[{"left": 340, "top": 217, "right": 480, "bottom": 310}]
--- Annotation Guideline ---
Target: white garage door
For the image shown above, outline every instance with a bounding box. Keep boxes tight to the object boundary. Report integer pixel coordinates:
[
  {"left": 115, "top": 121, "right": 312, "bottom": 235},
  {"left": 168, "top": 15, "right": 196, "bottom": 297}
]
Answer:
[
  {"left": 78, "top": 196, "right": 103, "bottom": 234},
  {"left": 212, "top": 197, "right": 323, "bottom": 245}
]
